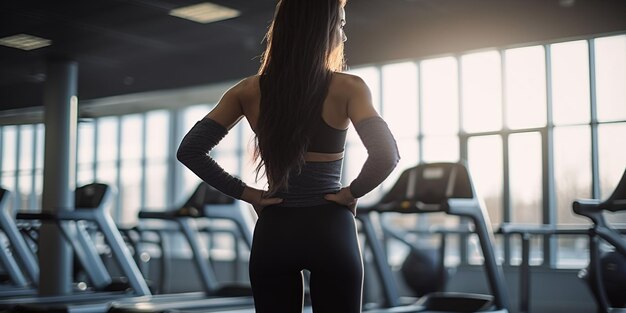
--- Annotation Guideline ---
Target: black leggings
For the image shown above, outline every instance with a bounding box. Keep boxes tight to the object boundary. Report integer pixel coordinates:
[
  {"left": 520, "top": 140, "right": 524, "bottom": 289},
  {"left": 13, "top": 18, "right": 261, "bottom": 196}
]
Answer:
[{"left": 249, "top": 203, "right": 363, "bottom": 313}]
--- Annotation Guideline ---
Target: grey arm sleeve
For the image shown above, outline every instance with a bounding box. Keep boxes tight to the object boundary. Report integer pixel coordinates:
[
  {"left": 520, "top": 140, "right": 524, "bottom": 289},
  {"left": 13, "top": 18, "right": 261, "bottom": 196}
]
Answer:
[
  {"left": 176, "top": 118, "right": 246, "bottom": 199},
  {"left": 349, "top": 116, "right": 401, "bottom": 198}
]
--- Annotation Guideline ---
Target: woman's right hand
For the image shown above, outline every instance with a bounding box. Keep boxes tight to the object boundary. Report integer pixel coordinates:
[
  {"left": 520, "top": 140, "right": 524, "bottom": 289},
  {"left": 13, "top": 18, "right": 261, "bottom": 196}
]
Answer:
[
  {"left": 242, "top": 187, "right": 283, "bottom": 215},
  {"left": 325, "top": 187, "right": 358, "bottom": 216}
]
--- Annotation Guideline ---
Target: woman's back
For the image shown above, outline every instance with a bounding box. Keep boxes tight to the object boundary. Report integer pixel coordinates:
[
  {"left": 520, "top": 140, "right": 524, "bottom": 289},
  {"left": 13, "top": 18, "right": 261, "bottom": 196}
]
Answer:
[
  {"left": 233, "top": 73, "right": 368, "bottom": 206},
  {"left": 238, "top": 72, "right": 362, "bottom": 163}
]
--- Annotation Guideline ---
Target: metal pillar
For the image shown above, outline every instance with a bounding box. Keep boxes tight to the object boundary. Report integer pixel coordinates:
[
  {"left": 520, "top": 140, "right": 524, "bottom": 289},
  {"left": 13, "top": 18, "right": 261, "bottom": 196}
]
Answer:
[{"left": 39, "top": 56, "right": 78, "bottom": 296}]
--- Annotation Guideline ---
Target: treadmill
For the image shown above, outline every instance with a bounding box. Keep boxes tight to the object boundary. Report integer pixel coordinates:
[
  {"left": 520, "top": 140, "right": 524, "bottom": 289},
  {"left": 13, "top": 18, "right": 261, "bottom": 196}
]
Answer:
[
  {"left": 136, "top": 181, "right": 253, "bottom": 292},
  {"left": 102, "top": 183, "right": 257, "bottom": 312},
  {"left": 7, "top": 183, "right": 256, "bottom": 313},
  {"left": 573, "top": 168, "right": 626, "bottom": 313},
  {"left": 0, "top": 188, "right": 38, "bottom": 298},
  {"left": 356, "top": 162, "right": 510, "bottom": 313},
  {"left": 0, "top": 183, "right": 151, "bottom": 312}
]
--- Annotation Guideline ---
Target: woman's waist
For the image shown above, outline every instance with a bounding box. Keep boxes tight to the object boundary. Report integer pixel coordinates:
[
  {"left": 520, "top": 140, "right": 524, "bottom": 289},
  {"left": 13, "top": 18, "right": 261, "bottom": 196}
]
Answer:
[
  {"left": 275, "top": 186, "right": 341, "bottom": 199},
  {"left": 273, "top": 192, "right": 339, "bottom": 207},
  {"left": 274, "top": 182, "right": 341, "bottom": 207},
  {"left": 274, "top": 159, "right": 343, "bottom": 206}
]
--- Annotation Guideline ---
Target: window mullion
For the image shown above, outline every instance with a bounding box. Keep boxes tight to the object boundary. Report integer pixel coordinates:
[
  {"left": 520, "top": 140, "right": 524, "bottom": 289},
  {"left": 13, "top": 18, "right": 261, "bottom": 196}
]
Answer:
[
  {"left": 543, "top": 44, "right": 557, "bottom": 268},
  {"left": 588, "top": 38, "right": 601, "bottom": 199}
]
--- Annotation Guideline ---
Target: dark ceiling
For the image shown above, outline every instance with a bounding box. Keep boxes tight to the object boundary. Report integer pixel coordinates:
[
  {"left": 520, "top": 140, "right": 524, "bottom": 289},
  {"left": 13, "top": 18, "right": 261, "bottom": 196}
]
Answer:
[{"left": 1, "top": 0, "right": 626, "bottom": 112}]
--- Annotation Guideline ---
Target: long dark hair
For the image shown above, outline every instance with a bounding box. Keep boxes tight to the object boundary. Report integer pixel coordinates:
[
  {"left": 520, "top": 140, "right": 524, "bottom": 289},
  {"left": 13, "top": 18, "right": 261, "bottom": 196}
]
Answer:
[{"left": 255, "top": 0, "right": 346, "bottom": 194}]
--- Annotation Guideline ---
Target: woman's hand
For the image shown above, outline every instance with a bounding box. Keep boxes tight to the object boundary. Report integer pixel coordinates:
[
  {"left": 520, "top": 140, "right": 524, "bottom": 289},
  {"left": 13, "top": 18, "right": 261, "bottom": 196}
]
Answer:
[
  {"left": 325, "top": 187, "right": 358, "bottom": 216},
  {"left": 242, "top": 187, "right": 283, "bottom": 215}
]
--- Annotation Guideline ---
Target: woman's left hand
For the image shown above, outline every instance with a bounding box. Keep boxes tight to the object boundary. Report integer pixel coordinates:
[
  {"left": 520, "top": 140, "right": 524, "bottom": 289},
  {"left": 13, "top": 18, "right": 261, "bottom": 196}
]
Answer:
[
  {"left": 325, "top": 187, "right": 358, "bottom": 216},
  {"left": 242, "top": 187, "right": 283, "bottom": 215}
]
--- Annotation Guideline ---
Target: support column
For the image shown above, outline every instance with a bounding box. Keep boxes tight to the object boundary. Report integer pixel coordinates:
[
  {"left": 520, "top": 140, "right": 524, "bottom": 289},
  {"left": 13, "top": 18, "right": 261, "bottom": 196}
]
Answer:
[{"left": 39, "top": 56, "right": 78, "bottom": 296}]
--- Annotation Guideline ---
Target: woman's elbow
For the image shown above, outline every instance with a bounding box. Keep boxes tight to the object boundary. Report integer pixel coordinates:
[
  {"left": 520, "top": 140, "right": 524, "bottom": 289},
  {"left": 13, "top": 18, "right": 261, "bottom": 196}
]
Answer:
[
  {"left": 176, "top": 145, "right": 191, "bottom": 165},
  {"left": 373, "top": 150, "right": 400, "bottom": 173},
  {"left": 388, "top": 152, "right": 401, "bottom": 171},
  {"left": 387, "top": 143, "right": 401, "bottom": 166}
]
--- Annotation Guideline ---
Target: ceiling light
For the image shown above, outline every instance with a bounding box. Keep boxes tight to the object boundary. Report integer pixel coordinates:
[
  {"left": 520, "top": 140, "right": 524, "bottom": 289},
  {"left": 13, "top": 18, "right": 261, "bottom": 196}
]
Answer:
[
  {"left": 0, "top": 34, "right": 52, "bottom": 51},
  {"left": 169, "top": 2, "right": 240, "bottom": 24}
]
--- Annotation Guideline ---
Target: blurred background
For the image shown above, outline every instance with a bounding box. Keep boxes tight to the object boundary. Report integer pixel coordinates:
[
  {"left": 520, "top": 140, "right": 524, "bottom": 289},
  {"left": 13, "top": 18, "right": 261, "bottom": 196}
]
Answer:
[{"left": 0, "top": 1, "right": 625, "bottom": 312}]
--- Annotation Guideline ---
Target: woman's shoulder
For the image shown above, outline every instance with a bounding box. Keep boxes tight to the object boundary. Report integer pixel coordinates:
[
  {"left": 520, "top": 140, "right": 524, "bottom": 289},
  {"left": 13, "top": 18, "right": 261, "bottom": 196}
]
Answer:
[
  {"left": 332, "top": 72, "right": 366, "bottom": 86},
  {"left": 233, "top": 75, "right": 260, "bottom": 92},
  {"left": 331, "top": 72, "right": 370, "bottom": 97},
  {"left": 229, "top": 75, "right": 261, "bottom": 101}
]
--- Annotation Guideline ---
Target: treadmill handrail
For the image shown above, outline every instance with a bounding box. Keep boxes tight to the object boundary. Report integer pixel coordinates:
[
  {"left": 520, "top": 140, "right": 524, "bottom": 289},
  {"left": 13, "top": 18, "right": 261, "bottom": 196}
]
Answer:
[
  {"left": 0, "top": 188, "right": 39, "bottom": 285},
  {"left": 14, "top": 206, "right": 151, "bottom": 296},
  {"left": 595, "top": 227, "right": 626, "bottom": 256},
  {"left": 445, "top": 198, "right": 509, "bottom": 311},
  {"left": 137, "top": 202, "right": 254, "bottom": 295}
]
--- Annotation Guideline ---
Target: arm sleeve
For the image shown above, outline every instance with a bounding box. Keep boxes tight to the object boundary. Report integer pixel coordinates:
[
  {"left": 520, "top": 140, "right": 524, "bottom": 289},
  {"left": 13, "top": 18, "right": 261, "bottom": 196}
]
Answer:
[
  {"left": 176, "top": 118, "right": 246, "bottom": 199},
  {"left": 349, "top": 116, "right": 401, "bottom": 198}
]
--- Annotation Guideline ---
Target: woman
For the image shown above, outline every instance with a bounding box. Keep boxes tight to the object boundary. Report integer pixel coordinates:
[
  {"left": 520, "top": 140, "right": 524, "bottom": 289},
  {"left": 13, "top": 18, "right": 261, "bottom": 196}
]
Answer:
[{"left": 177, "top": 0, "right": 400, "bottom": 312}]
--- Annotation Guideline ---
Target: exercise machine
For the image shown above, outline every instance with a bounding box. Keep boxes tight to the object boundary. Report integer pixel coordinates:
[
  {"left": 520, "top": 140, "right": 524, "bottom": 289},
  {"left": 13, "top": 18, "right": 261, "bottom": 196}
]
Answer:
[
  {"left": 574, "top": 168, "right": 626, "bottom": 313},
  {"left": 0, "top": 183, "right": 150, "bottom": 312},
  {"left": 357, "top": 162, "right": 509, "bottom": 313},
  {"left": 106, "top": 183, "right": 255, "bottom": 312},
  {"left": 0, "top": 188, "right": 37, "bottom": 297}
]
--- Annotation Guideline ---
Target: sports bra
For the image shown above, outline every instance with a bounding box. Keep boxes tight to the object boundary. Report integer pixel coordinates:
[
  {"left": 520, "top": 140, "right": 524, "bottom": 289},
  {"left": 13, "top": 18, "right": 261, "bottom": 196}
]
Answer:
[{"left": 307, "top": 114, "right": 348, "bottom": 153}]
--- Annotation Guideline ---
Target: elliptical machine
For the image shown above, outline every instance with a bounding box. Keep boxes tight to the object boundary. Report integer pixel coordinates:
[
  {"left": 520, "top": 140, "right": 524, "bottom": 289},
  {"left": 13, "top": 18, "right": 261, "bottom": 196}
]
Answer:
[{"left": 573, "top": 168, "right": 626, "bottom": 313}]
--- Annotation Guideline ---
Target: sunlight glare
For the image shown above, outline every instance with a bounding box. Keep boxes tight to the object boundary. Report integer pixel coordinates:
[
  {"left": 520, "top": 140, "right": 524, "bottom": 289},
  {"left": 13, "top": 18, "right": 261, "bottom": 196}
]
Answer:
[
  {"left": 468, "top": 135, "right": 503, "bottom": 224},
  {"left": 422, "top": 135, "right": 459, "bottom": 162},
  {"left": 421, "top": 57, "right": 459, "bottom": 135},
  {"left": 382, "top": 62, "right": 419, "bottom": 137},
  {"left": 551, "top": 41, "right": 590, "bottom": 125},
  {"left": 461, "top": 51, "right": 502, "bottom": 132},
  {"left": 509, "top": 132, "right": 542, "bottom": 223},
  {"left": 505, "top": 46, "right": 547, "bottom": 129},
  {"left": 554, "top": 126, "right": 591, "bottom": 224},
  {"left": 595, "top": 35, "right": 626, "bottom": 122}
]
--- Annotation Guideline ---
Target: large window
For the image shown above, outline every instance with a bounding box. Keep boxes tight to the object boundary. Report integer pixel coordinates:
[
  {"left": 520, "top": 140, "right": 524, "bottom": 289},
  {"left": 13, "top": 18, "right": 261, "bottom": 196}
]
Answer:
[
  {"left": 1, "top": 126, "right": 17, "bottom": 210},
  {"left": 467, "top": 135, "right": 503, "bottom": 224},
  {"left": 551, "top": 40, "right": 590, "bottom": 125},
  {"left": 595, "top": 36, "right": 626, "bottom": 122},
  {"left": 553, "top": 126, "right": 592, "bottom": 224},
  {"left": 505, "top": 46, "right": 547, "bottom": 129},
  {"left": 144, "top": 110, "right": 169, "bottom": 210},
  {"left": 344, "top": 34, "right": 626, "bottom": 268},
  {"left": 119, "top": 114, "right": 143, "bottom": 226},
  {"left": 461, "top": 51, "right": 503, "bottom": 133},
  {"left": 550, "top": 40, "right": 593, "bottom": 226},
  {"left": 0, "top": 124, "right": 43, "bottom": 212},
  {"left": 595, "top": 35, "right": 626, "bottom": 224},
  {"left": 508, "top": 132, "right": 543, "bottom": 224},
  {"left": 77, "top": 122, "right": 95, "bottom": 186},
  {"left": 381, "top": 62, "right": 419, "bottom": 189},
  {"left": 421, "top": 57, "right": 460, "bottom": 164}
]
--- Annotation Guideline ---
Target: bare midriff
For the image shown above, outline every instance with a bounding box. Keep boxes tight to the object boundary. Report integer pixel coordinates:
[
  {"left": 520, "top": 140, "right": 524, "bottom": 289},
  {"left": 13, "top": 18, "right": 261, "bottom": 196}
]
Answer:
[{"left": 304, "top": 151, "right": 344, "bottom": 162}]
